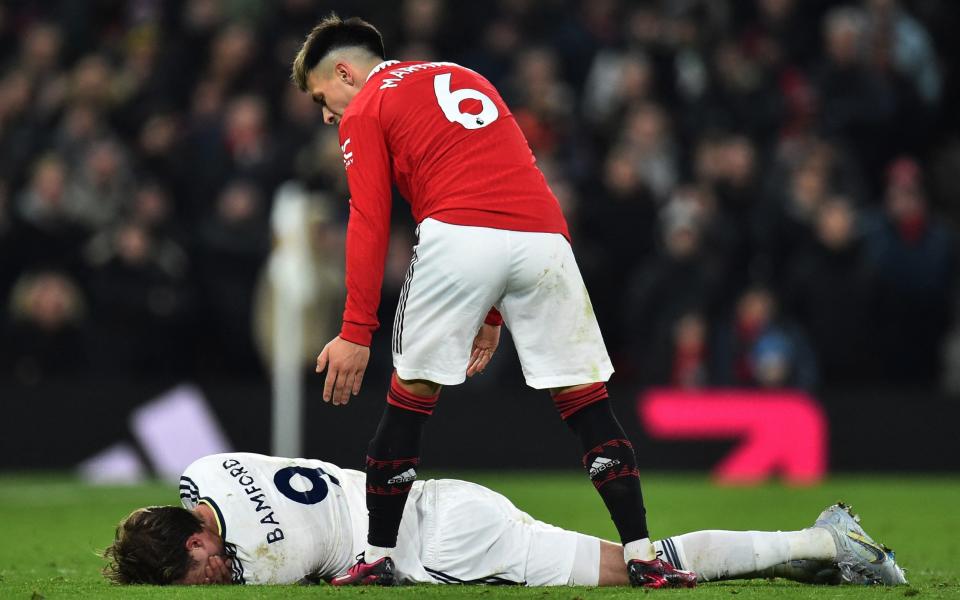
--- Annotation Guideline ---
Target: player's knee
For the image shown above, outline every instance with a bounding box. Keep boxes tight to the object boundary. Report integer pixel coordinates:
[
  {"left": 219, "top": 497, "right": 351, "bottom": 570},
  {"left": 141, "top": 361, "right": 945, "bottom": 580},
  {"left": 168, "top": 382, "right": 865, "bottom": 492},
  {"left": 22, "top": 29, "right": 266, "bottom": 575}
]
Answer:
[
  {"left": 551, "top": 382, "right": 609, "bottom": 420},
  {"left": 395, "top": 374, "right": 442, "bottom": 396},
  {"left": 388, "top": 373, "right": 441, "bottom": 415}
]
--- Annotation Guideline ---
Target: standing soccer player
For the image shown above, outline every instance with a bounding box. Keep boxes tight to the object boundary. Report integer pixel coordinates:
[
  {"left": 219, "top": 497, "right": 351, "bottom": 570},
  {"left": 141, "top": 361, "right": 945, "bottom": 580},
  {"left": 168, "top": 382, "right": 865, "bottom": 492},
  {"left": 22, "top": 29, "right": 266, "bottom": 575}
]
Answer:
[{"left": 291, "top": 15, "right": 692, "bottom": 588}]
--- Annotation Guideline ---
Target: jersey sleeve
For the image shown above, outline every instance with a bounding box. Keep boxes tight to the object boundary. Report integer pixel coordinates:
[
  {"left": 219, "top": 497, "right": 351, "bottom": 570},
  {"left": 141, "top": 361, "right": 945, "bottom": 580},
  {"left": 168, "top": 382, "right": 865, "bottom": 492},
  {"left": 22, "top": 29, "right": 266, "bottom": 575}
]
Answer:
[
  {"left": 179, "top": 473, "right": 200, "bottom": 509},
  {"left": 339, "top": 114, "right": 394, "bottom": 346},
  {"left": 484, "top": 307, "right": 503, "bottom": 326}
]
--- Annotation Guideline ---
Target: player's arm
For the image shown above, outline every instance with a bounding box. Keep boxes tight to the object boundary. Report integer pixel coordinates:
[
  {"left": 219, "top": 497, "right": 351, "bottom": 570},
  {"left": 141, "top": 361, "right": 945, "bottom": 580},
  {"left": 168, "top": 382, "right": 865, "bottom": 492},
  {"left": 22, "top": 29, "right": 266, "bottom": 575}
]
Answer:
[{"left": 316, "top": 113, "right": 393, "bottom": 406}]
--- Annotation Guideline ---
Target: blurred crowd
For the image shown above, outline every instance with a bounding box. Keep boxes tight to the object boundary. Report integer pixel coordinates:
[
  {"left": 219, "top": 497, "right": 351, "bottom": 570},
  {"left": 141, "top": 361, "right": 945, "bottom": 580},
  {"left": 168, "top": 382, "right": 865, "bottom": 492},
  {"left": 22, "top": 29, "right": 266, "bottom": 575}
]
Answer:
[{"left": 1, "top": 0, "right": 959, "bottom": 394}]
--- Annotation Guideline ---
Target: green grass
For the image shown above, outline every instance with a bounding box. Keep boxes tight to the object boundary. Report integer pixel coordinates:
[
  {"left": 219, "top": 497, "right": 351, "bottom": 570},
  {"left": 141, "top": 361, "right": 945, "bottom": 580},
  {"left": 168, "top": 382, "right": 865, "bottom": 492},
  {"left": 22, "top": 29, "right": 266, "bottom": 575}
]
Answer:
[{"left": 1, "top": 472, "right": 958, "bottom": 599}]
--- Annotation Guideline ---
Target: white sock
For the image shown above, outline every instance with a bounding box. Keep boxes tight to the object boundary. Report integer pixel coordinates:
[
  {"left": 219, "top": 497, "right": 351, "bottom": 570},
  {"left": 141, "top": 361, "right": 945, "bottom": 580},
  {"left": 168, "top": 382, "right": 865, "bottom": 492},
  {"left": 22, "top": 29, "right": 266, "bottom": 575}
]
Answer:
[
  {"left": 659, "top": 529, "right": 834, "bottom": 582},
  {"left": 786, "top": 527, "right": 836, "bottom": 561},
  {"left": 364, "top": 545, "right": 393, "bottom": 562},
  {"left": 623, "top": 538, "right": 655, "bottom": 562}
]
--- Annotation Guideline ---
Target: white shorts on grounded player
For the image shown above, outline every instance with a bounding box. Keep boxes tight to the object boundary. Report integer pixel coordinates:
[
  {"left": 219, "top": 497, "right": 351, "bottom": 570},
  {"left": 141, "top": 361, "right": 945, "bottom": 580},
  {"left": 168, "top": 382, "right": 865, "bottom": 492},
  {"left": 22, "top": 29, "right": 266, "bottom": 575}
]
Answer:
[
  {"left": 393, "top": 478, "right": 600, "bottom": 586},
  {"left": 392, "top": 218, "right": 614, "bottom": 388}
]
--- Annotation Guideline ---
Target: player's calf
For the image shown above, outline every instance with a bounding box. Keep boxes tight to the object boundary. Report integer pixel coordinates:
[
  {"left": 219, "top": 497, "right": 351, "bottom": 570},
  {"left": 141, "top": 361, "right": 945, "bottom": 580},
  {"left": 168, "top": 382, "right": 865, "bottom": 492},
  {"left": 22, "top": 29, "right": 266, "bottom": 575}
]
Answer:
[
  {"left": 553, "top": 387, "right": 653, "bottom": 562},
  {"left": 365, "top": 374, "right": 439, "bottom": 556}
]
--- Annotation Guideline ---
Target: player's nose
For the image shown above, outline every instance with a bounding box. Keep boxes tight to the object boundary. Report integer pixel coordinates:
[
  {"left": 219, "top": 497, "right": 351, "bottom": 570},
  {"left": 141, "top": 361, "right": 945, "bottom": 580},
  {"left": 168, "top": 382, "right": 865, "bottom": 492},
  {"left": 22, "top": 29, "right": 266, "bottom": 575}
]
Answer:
[{"left": 321, "top": 106, "right": 336, "bottom": 125}]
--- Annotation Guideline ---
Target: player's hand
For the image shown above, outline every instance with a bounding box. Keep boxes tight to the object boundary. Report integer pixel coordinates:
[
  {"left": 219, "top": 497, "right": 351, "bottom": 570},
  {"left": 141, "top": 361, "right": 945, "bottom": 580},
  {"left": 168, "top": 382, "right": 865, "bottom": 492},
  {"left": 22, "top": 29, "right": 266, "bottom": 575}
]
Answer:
[
  {"left": 203, "top": 554, "right": 233, "bottom": 584},
  {"left": 467, "top": 323, "right": 500, "bottom": 377},
  {"left": 315, "top": 336, "right": 370, "bottom": 406}
]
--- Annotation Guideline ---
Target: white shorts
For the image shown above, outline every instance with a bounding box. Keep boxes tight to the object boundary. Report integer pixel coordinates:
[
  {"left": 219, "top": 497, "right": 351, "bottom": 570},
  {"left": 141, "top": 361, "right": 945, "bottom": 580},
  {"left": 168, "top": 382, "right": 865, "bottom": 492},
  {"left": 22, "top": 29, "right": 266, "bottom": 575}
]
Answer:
[
  {"left": 393, "top": 478, "right": 600, "bottom": 586},
  {"left": 392, "top": 218, "right": 614, "bottom": 388}
]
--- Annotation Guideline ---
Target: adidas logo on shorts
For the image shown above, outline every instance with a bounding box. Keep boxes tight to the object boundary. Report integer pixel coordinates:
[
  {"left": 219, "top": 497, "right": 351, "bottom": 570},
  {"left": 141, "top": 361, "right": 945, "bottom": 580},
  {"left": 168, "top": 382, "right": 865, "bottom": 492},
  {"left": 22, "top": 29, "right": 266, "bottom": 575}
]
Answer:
[
  {"left": 387, "top": 469, "right": 417, "bottom": 485},
  {"left": 589, "top": 457, "right": 621, "bottom": 479}
]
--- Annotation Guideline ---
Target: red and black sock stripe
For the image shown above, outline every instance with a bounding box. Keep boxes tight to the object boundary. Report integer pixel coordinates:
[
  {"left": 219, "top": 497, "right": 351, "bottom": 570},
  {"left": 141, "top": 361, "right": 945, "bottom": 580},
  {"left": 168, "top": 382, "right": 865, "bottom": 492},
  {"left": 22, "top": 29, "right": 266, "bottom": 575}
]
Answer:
[
  {"left": 552, "top": 382, "right": 609, "bottom": 420},
  {"left": 386, "top": 373, "right": 439, "bottom": 415},
  {"left": 366, "top": 453, "right": 420, "bottom": 547},
  {"left": 365, "top": 456, "right": 420, "bottom": 496},
  {"left": 582, "top": 438, "right": 641, "bottom": 489}
]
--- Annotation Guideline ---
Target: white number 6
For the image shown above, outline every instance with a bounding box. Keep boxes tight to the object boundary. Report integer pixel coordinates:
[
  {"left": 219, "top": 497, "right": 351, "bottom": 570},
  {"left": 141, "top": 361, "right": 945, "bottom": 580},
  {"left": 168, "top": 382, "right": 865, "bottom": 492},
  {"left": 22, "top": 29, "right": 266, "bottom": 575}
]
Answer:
[{"left": 433, "top": 72, "right": 499, "bottom": 130}]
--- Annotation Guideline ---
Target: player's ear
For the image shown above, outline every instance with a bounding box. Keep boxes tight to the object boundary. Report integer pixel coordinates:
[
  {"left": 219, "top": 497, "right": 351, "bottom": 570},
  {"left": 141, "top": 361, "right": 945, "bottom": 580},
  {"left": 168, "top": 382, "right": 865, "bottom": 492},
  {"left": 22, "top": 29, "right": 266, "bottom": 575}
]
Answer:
[
  {"left": 185, "top": 533, "right": 204, "bottom": 550},
  {"left": 336, "top": 63, "right": 353, "bottom": 85}
]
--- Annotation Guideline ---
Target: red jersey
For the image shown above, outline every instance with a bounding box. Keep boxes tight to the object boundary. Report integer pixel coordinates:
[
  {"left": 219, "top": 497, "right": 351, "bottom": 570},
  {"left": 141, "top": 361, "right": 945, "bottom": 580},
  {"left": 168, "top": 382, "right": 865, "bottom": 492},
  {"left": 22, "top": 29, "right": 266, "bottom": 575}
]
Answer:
[{"left": 337, "top": 60, "right": 569, "bottom": 346}]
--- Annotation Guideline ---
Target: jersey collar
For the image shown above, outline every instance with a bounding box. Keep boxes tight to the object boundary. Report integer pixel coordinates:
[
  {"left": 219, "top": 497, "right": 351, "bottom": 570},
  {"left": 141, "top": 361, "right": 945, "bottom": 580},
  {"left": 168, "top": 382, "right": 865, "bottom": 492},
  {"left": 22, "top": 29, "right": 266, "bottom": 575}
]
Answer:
[
  {"left": 199, "top": 497, "right": 226, "bottom": 538},
  {"left": 367, "top": 60, "right": 400, "bottom": 82}
]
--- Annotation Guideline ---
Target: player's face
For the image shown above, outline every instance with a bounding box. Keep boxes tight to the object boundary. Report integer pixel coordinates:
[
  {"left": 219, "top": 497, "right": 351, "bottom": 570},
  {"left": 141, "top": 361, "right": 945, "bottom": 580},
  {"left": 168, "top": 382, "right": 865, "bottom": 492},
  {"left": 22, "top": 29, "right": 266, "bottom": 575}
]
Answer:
[
  {"left": 175, "top": 529, "right": 227, "bottom": 585},
  {"left": 306, "top": 67, "right": 359, "bottom": 126}
]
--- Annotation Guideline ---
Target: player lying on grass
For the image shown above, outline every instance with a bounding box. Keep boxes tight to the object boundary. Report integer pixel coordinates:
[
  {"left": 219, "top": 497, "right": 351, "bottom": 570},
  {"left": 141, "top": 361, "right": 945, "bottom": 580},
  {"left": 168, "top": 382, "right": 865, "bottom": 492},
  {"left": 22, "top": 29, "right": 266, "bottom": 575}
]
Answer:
[{"left": 103, "top": 453, "right": 906, "bottom": 588}]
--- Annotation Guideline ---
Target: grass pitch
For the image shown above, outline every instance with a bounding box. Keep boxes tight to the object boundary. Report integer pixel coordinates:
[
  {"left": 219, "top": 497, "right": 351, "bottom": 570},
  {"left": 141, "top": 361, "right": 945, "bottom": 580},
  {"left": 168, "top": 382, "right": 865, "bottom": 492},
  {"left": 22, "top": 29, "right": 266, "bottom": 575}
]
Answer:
[{"left": 0, "top": 471, "right": 957, "bottom": 599}]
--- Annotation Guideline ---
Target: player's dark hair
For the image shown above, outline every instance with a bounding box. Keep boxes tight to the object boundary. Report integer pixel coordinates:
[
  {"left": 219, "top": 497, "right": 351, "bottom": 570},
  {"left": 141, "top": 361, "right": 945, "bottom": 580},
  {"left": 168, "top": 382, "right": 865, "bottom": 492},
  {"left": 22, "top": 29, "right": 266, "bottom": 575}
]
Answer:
[
  {"left": 102, "top": 506, "right": 203, "bottom": 585},
  {"left": 291, "top": 13, "right": 385, "bottom": 91}
]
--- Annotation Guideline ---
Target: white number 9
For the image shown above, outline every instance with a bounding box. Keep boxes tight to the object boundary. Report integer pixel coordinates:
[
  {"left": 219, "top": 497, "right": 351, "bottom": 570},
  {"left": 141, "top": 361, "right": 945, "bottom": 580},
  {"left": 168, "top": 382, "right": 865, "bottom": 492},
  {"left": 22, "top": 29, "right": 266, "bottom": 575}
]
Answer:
[{"left": 433, "top": 72, "right": 499, "bottom": 130}]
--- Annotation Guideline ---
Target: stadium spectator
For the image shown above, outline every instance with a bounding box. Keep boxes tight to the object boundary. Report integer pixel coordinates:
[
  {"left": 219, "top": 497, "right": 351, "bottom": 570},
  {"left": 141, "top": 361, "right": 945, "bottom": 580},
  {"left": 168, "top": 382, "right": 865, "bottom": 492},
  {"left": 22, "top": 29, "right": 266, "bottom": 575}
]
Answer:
[
  {"left": 694, "top": 38, "right": 784, "bottom": 145},
  {"left": 67, "top": 54, "right": 116, "bottom": 113},
  {"left": 674, "top": 183, "right": 742, "bottom": 294},
  {"left": 65, "top": 138, "right": 135, "bottom": 230},
  {"left": 2, "top": 270, "right": 88, "bottom": 384},
  {"left": 53, "top": 104, "right": 108, "bottom": 168},
  {"left": 578, "top": 146, "right": 659, "bottom": 354},
  {"left": 205, "top": 23, "right": 259, "bottom": 96},
  {"left": 755, "top": 147, "right": 835, "bottom": 285},
  {"left": 18, "top": 21, "right": 61, "bottom": 80},
  {"left": 738, "top": 0, "right": 821, "bottom": 70},
  {"left": 707, "top": 134, "right": 761, "bottom": 295},
  {"left": 622, "top": 198, "right": 723, "bottom": 383},
  {"left": 13, "top": 154, "right": 87, "bottom": 274},
  {"left": 0, "top": 68, "right": 46, "bottom": 191},
  {"left": 583, "top": 50, "right": 657, "bottom": 143},
  {"left": 194, "top": 180, "right": 270, "bottom": 374},
  {"left": 505, "top": 46, "right": 575, "bottom": 158},
  {"left": 864, "top": 157, "right": 956, "bottom": 382},
  {"left": 17, "top": 21, "right": 66, "bottom": 123},
  {"left": 711, "top": 286, "right": 819, "bottom": 390},
  {"left": 84, "top": 221, "right": 192, "bottom": 376},
  {"left": 863, "top": 0, "right": 942, "bottom": 108},
  {"left": 645, "top": 311, "right": 710, "bottom": 389},
  {"left": 814, "top": 6, "right": 908, "bottom": 190},
  {"left": 128, "top": 182, "right": 183, "bottom": 244},
  {"left": 185, "top": 94, "right": 280, "bottom": 208},
  {"left": 783, "top": 197, "right": 878, "bottom": 384},
  {"left": 669, "top": 312, "right": 710, "bottom": 389},
  {"left": 397, "top": 0, "right": 447, "bottom": 49},
  {"left": 616, "top": 102, "right": 678, "bottom": 202},
  {"left": 551, "top": 0, "right": 621, "bottom": 91},
  {"left": 458, "top": 17, "right": 520, "bottom": 88},
  {"left": 136, "top": 113, "right": 188, "bottom": 204}
]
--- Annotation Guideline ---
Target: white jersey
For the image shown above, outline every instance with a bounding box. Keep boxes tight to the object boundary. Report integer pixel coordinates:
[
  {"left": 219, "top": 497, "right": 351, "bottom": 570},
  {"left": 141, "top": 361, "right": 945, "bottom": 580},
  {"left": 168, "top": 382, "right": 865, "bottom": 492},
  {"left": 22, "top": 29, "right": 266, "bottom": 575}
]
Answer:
[
  {"left": 179, "top": 453, "right": 362, "bottom": 584},
  {"left": 180, "top": 453, "right": 596, "bottom": 586}
]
